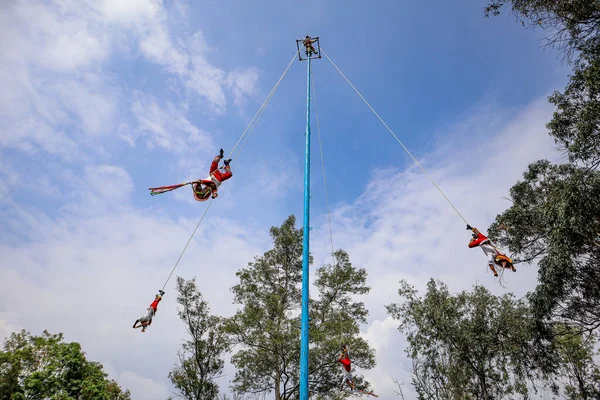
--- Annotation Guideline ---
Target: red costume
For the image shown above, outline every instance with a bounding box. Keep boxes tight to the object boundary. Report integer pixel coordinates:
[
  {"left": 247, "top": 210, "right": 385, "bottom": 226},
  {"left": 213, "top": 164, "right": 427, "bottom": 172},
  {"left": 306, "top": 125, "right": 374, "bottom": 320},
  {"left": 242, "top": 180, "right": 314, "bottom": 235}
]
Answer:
[
  {"left": 338, "top": 346, "right": 355, "bottom": 391},
  {"left": 148, "top": 149, "right": 232, "bottom": 200},
  {"left": 303, "top": 36, "right": 317, "bottom": 55},
  {"left": 468, "top": 230, "right": 490, "bottom": 248},
  {"left": 467, "top": 226, "right": 515, "bottom": 276},
  {"left": 150, "top": 296, "right": 161, "bottom": 312},
  {"left": 201, "top": 157, "right": 232, "bottom": 186},
  {"left": 133, "top": 290, "right": 165, "bottom": 332},
  {"left": 339, "top": 353, "right": 351, "bottom": 372},
  {"left": 193, "top": 151, "right": 233, "bottom": 201}
]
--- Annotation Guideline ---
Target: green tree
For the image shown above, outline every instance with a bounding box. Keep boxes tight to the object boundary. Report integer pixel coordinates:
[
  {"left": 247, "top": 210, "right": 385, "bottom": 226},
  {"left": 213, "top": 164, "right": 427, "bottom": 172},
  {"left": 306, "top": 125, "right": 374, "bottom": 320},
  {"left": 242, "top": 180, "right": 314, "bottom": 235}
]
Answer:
[
  {"left": 547, "top": 50, "right": 600, "bottom": 168},
  {"left": 488, "top": 161, "right": 600, "bottom": 334},
  {"left": 225, "top": 216, "right": 375, "bottom": 399},
  {"left": 169, "top": 276, "right": 230, "bottom": 400},
  {"left": 308, "top": 250, "right": 376, "bottom": 395},
  {"left": 386, "top": 279, "right": 548, "bottom": 399},
  {"left": 484, "top": 0, "right": 600, "bottom": 57},
  {"left": 485, "top": 1, "right": 600, "bottom": 167},
  {"left": 0, "top": 330, "right": 130, "bottom": 400},
  {"left": 484, "top": 0, "right": 600, "bottom": 339},
  {"left": 484, "top": 0, "right": 600, "bottom": 166},
  {"left": 553, "top": 325, "right": 600, "bottom": 399},
  {"left": 225, "top": 215, "right": 304, "bottom": 400}
]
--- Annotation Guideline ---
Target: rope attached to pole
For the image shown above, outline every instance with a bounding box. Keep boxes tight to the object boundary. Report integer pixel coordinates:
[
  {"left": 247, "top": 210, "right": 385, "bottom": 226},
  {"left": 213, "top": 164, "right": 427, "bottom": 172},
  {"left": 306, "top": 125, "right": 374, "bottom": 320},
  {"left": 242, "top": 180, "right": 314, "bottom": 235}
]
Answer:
[
  {"left": 160, "top": 50, "right": 299, "bottom": 291},
  {"left": 228, "top": 51, "right": 299, "bottom": 161},
  {"left": 321, "top": 49, "right": 469, "bottom": 226},
  {"left": 311, "top": 71, "right": 336, "bottom": 267},
  {"left": 312, "top": 70, "right": 349, "bottom": 351}
]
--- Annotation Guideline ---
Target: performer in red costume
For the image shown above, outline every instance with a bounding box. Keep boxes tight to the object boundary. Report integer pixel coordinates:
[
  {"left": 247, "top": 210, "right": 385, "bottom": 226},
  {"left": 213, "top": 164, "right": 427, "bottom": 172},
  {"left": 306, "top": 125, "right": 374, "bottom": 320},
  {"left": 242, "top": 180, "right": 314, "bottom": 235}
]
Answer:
[
  {"left": 303, "top": 35, "right": 318, "bottom": 55},
  {"left": 338, "top": 344, "right": 355, "bottom": 391},
  {"left": 193, "top": 148, "right": 233, "bottom": 200},
  {"left": 133, "top": 290, "right": 165, "bottom": 332},
  {"left": 467, "top": 225, "right": 515, "bottom": 277}
]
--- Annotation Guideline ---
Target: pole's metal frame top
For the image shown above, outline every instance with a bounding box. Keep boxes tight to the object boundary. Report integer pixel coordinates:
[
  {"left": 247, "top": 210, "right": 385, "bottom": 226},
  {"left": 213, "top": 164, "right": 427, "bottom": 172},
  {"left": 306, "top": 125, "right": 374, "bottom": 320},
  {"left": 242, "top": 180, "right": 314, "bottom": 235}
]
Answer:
[{"left": 296, "top": 37, "right": 322, "bottom": 61}]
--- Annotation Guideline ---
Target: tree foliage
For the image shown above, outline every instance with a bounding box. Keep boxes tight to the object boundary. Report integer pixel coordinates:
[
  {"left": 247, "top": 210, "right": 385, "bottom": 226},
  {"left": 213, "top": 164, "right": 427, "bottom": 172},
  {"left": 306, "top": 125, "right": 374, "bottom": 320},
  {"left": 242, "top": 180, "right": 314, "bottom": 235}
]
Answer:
[
  {"left": 553, "top": 325, "right": 600, "bottom": 399},
  {"left": 547, "top": 50, "right": 600, "bottom": 168},
  {"left": 169, "top": 277, "right": 230, "bottom": 400},
  {"left": 486, "top": 1, "right": 600, "bottom": 168},
  {"left": 225, "top": 215, "right": 304, "bottom": 400},
  {"left": 0, "top": 330, "right": 130, "bottom": 400},
  {"left": 386, "top": 279, "right": 549, "bottom": 399},
  {"left": 225, "top": 215, "right": 375, "bottom": 399},
  {"left": 484, "top": 0, "right": 600, "bottom": 340},
  {"left": 488, "top": 160, "right": 600, "bottom": 333},
  {"left": 308, "top": 250, "right": 376, "bottom": 395},
  {"left": 484, "top": 0, "right": 600, "bottom": 57}
]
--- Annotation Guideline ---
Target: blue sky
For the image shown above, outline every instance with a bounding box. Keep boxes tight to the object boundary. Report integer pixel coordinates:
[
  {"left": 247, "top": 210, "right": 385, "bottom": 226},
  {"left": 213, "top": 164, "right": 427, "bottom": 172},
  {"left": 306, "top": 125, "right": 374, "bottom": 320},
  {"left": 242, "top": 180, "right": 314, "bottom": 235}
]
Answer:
[{"left": 0, "top": 0, "right": 570, "bottom": 398}]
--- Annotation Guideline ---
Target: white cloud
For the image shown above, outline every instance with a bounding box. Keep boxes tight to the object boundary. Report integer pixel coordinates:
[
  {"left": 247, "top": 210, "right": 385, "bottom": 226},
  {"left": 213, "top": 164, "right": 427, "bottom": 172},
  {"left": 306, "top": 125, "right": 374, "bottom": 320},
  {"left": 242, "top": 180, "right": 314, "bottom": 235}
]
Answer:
[
  {"left": 131, "top": 91, "right": 213, "bottom": 152},
  {"left": 226, "top": 68, "right": 260, "bottom": 106},
  {"left": 0, "top": 94, "right": 560, "bottom": 399},
  {"left": 184, "top": 31, "right": 228, "bottom": 111},
  {"left": 0, "top": 3, "right": 564, "bottom": 398},
  {"left": 139, "top": 24, "right": 189, "bottom": 76},
  {"left": 100, "top": 0, "right": 162, "bottom": 27},
  {"left": 303, "top": 96, "right": 559, "bottom": 398},
  {"left": 0, "top": 315, "right": 23, "bottom": 342},
  {"left": 0, "top": 161, "right": 20, "bottom": 201},
  {"left": 118, "top": 371, "right": 171, "bottom": 400},
  {"left": 0, "top": 0, "right": 259, "bottom": 164},
  {"left": 359, "top": 317, "right": 415, "bottom": 398},
  {"left": 242, "top": 149, "right": 303, "bottom": 200},
  {"left": 84, "top": 164, "right": 134, "bottom": 201},
  {"left": 0, "top": 1, "right": 114, "bottom": 160},
  {"left": 13, "top": 0, "right": 110, "bottom": 72},
  {"left": 51, "top": 76, "right": 119, "bottom": 136},
  {"left": 0, "top": 190, "right": 271, "bottom": 396}
]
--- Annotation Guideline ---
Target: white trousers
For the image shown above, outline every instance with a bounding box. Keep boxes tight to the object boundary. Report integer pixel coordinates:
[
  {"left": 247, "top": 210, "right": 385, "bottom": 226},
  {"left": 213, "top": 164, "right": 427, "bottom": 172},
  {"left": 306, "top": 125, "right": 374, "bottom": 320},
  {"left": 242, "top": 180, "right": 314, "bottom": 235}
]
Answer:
[
  {"left": 139, "top": 307, "right": 155, "bottom": 324},
  {"left": 341, "top": 370, "right": 353, "bottom": 387},
  {"left": 480, "top": 242, "right": 498, "bottom": 265}
]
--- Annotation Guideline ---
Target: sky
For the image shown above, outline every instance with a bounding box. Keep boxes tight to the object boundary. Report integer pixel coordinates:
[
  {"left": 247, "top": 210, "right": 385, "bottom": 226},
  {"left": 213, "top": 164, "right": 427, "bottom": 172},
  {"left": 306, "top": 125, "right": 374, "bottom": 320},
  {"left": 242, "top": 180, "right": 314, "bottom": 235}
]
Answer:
[{"left": 0, "top": 0, "right": 572, "bottom": 399}]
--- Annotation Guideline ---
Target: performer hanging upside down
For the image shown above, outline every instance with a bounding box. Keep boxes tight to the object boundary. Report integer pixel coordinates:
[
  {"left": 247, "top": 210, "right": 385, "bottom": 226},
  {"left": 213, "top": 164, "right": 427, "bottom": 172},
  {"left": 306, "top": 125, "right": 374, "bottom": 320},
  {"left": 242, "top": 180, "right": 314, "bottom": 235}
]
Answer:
[
  {"left": 467, "top": 225, "right": 516, "bottom": 277},
  {"left": 338, "top": 344, "right": 355, "bottom": 392},
  {"left": 303, "top": 35, "right": 318, "bottom": 55},
  {"left": 148, "top": 148, "right": 232, "bottom": 201},
  {"left": 192, "top": 148, "right": 232, "bottom": 201},
  {"left": 133, "top": 290, "right": 165, "bottom": 332}
]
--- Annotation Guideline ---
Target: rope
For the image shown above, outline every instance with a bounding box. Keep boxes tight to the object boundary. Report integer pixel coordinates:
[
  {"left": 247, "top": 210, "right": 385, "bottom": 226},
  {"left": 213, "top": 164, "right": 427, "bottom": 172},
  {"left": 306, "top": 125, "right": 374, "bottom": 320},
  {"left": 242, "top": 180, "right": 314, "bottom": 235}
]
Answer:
[
  {"left": 160, "top": 50, "right": 299, "bottom": 291},
  {"left": 229, "top": 50, "right": 299, "bottom": 161},
  {"left": 161, "top": 200, "right": 214, "bottom": 291},
  {"left": 311, "top": 70, "right": 347, "bottom": 353},
  {"left": 311, "top": 71, "right": 336, "bottom": 266},
  {"left": 233, "top": 62, "right": 287, "bottom": 161},
  {"left": 321, "top": 49, "right": 469, "bottom": 226}
]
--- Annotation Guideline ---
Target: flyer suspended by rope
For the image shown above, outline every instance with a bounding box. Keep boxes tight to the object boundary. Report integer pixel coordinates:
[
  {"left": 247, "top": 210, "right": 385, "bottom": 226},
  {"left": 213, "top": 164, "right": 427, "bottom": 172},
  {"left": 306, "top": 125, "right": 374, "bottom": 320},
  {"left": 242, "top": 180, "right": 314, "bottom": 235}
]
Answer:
[
  {"left": 321, "top": 49, "right": 517, "bottom": 281},
  {"left": 132, "top": 290, "right": 165, "bottom": 333},
  {"left": 147, "top": 49, "right": 299, "bottom": 207},
  {"left": 467, "top": 225, "right": 516, "bottom": 277},
  {"left": 130, "top": 50, "right": 300, "bottom": 333},
  {"left": 338, "top": 344, "right": 378, "bottom": 397},
  {"left": 155, "top": 50, "right": 299, "bottom": 294},
  {"left": 148, "top": 149, "right": 233, "bottom": 202}
]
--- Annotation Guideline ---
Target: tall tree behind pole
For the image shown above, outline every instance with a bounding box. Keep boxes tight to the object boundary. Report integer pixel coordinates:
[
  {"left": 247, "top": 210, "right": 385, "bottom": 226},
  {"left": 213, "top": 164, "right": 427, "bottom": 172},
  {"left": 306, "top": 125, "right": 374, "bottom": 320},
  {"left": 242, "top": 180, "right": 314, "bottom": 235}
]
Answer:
[{"left": 300, "top": 43, "right": 312, "bottom": 400}]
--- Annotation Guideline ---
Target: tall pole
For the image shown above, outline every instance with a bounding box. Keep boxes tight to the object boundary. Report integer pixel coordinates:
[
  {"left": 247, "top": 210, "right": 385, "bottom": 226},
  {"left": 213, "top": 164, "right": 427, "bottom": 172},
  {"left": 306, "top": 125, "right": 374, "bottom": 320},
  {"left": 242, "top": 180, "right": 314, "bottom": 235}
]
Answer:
[{"left": 300, "top": 50, "right": 312, "bottom": 400}]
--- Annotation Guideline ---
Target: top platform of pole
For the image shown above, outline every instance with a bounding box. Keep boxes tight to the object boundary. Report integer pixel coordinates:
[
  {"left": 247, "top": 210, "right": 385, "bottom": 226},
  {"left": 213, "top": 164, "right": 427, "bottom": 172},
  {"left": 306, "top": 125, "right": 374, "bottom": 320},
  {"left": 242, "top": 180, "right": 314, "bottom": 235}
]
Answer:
[{"left": 296, "top": 36, "right": 321, "bottom": 61}]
